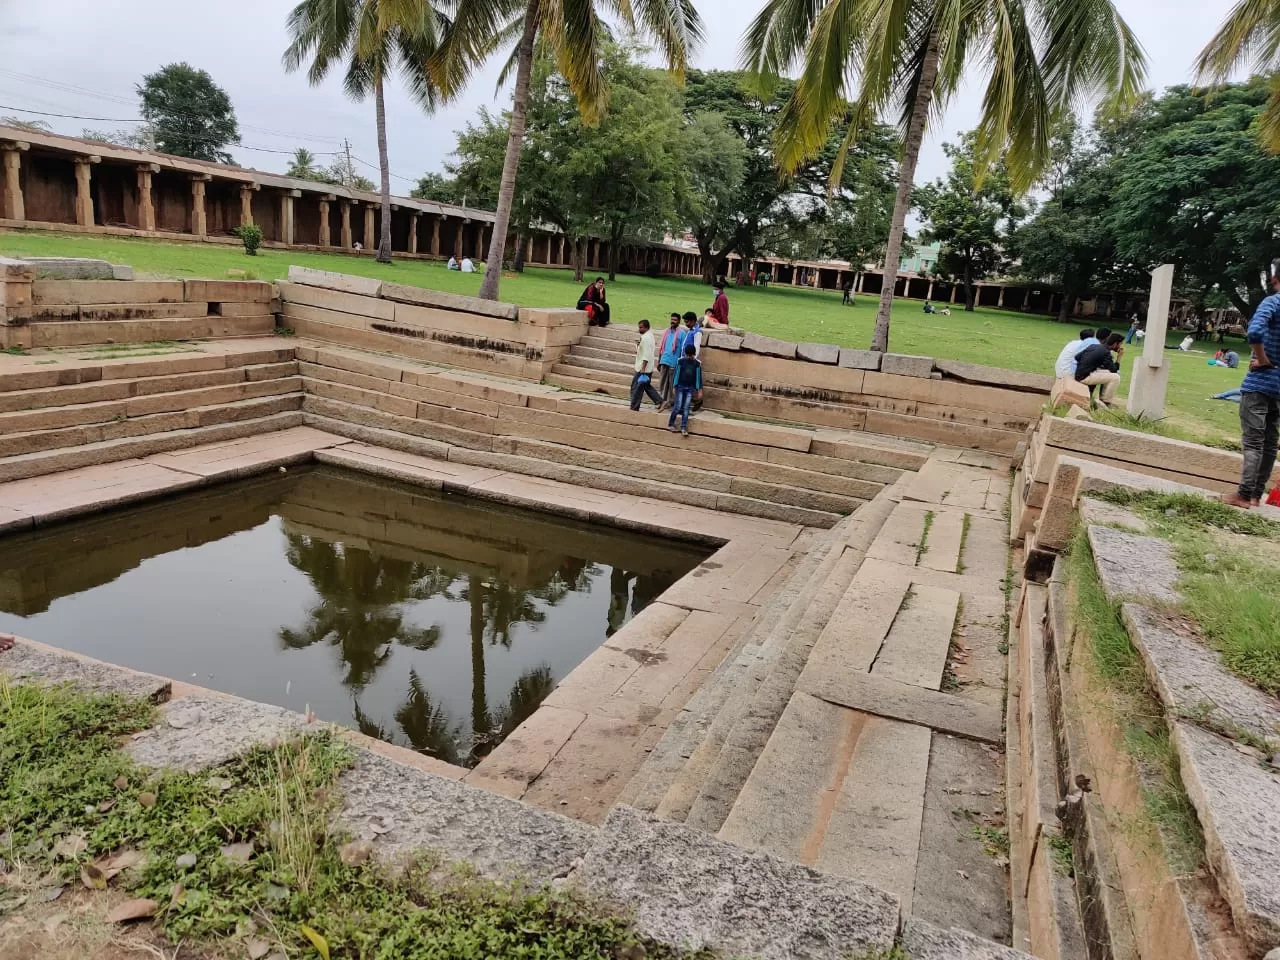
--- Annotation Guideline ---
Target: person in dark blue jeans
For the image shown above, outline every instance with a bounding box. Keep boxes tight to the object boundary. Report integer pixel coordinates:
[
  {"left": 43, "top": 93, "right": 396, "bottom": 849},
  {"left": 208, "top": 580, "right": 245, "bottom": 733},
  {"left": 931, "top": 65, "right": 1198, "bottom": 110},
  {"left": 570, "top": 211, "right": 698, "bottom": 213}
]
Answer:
[
  {"left": 1225, "top": 268, "right": 1280, "bottom": 508},
  {"left": 667, "top": 343, "right": 703, "bottom": 436}
]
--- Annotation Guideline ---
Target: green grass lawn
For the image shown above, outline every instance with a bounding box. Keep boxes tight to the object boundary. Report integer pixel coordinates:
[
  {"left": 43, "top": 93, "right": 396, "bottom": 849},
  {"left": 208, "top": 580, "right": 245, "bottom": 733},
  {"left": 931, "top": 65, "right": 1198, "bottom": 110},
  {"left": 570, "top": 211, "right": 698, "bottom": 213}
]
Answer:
[{"left": 1, "top": 228, "right": 1249, "bottom": 441}]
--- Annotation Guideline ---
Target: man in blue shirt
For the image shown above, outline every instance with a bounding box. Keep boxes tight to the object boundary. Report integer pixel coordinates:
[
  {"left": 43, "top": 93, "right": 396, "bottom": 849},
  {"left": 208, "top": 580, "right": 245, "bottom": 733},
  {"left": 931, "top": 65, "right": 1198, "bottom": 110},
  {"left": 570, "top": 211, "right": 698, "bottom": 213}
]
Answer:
[{"left": 1225, "top": 270, "right": 1280, "bottom": 508}]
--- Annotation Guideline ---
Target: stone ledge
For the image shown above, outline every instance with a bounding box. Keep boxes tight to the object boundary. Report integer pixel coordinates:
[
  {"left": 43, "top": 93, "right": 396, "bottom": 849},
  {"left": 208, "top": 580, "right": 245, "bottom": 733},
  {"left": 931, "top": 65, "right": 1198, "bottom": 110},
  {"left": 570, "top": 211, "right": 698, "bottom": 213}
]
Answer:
[
  {"left": 740, "top": 333, "right": 797, "bottom": 359},
  {"left": 383, "top": 280, "right": 519, "bottom": 320},
  {"left": 1086, "top": 524, "right": 1180, "bottom": 604},
  {"left": 881, "top": 353, "right": 934, "bottom": 378},
  {"left": 903, "top": 918, "right": 1036, "bottom": 959},
  {"left": 337, "top": 749, "right": 595, "bottom": 883},
  {"left": 0, "top": 635, "right": 171, "bottom": 702},
  {"left": 575, "top": 805, "right": 899, "bottom": 960},
  {"left": 934, "top": 359, "right": 1053, "bottom": 394},
  {"left": 838, "top": 347, "right": 881, "bottom": 371},
  {"left": 125, "top": 693, "right": 313, "bottom": 773},
  {"left": 1172, "top": 721, "right": 1280, "bottom": 954},
  {"left": 1122, "top": 602, "right": 1280, "bottom": 748},
  {"left": 286, "top": 265, "right": 383, "bottom": 298},
  {"left": 796, "top": 342, "right": 839, "bottom": 364}
]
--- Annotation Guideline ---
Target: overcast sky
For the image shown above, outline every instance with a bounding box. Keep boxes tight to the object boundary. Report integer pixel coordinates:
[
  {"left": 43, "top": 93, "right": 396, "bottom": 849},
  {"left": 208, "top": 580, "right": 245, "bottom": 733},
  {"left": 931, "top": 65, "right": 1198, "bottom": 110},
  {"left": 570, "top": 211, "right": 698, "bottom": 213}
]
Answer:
[{"left": 0, "top": 0, "right": 1233, "bottom": 194}]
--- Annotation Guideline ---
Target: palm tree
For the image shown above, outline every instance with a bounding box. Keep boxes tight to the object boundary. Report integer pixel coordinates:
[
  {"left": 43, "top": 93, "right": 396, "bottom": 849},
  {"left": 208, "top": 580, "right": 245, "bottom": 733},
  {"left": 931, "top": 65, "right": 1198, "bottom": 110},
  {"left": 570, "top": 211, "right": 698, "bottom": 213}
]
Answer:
[
  {"left": 744, "top": 0, "right": 1146, "bottom": 351},
  {"left": 286, "top": 146, "right": 323, "bottom": 179},
  {"left": 434, "top": 0, "right": 704, "bottom": 300},
  {"left": 1197, "top": 0, "right": 1280, "bottom": 150},
  {"left": 284, "top": 0, "right": 445, "bottom": 263}
]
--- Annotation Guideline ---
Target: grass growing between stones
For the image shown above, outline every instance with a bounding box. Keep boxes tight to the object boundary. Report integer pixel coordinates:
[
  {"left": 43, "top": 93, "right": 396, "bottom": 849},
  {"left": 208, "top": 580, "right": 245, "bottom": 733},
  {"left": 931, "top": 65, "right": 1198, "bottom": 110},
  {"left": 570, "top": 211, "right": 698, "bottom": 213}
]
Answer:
[
  {"left": 1083, "top": 407, "right": 1243, "bottom": 452},
  {"left": 1094, "top": 490, "right": 1280, "bottom": 697},
  {"left": 0, "top": 680, "right": 709, "bottom": 959},
  {"left": 1065, "top": 529, "right": 1205, "bottom": 875}
]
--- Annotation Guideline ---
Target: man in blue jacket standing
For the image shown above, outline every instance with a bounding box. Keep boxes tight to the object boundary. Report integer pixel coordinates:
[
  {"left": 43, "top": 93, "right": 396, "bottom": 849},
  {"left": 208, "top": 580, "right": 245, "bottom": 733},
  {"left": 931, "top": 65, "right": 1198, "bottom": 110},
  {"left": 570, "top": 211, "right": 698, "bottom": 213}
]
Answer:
[{"left": 1224, "top": 267, "right": 1280, "bottom": 508}]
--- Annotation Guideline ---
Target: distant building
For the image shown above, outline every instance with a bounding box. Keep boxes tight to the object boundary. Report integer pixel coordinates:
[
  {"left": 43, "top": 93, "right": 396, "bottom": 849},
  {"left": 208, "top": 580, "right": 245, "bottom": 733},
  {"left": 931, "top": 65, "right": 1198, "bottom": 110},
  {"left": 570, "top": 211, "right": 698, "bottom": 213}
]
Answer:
[{"left": 900, "top": 242, "right": 940, "bottom": 276}]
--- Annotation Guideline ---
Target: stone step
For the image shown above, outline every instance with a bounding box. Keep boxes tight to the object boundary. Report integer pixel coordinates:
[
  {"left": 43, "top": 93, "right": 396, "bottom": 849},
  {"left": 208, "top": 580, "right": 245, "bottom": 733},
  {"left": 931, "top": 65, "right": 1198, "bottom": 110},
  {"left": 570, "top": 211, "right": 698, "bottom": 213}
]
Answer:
[
  {"left": 557, "top": 353, "right": 634, "bottom": 376},
  {"left": 718, "top": 691, "right": 933, "bottom": 914},
  {"left": 621, "top": 522, "right": 850, "bottom": 813},
  {"left": 571, "top": 343, "right": 636, "bottom": 363},
  {"left": 584, "top": 326, "right": 641, "bottom": 344},
  {"left": 0, "top": 409, "right": 306, "bottom": 484},
  {"left": 544, "top": 372, "right": 630, "bottom": 399},
  {"left": 0, "top": 361, "right": 298, "bottom": 414},
  {"left": 300, "top": 406, "right": 844, "bottom": 528},
  {"left": 674, "top": 494, "right": 900, "bottom": 831},
  {"left": 17, "top": 314, "right": 276, "bottom": 348},
  {"left": 499, "top": 435, "right": 866, "bottom": 515},
  {"left": 550, "top": 363, "right": 632, "bottom": 387},
  {"left": 0, "top": 392, "right": 303, "bottom": 459},
  {"left": 0, "top": 376, "right": 300, "bottom": 434},
  {"left": 0, "top": 341, "right": 295, "bottom": 394}
]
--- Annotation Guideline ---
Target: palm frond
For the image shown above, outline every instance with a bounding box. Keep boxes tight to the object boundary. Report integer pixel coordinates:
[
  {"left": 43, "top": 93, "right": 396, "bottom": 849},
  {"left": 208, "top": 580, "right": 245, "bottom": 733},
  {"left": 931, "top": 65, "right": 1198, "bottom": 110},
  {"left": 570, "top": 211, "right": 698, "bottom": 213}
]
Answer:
[
  {"left": 741, "top": 0, "right": 829, "bottom": 81},
  {"left": 975, "top": 0, "right": 1049, "bottom": 190},
  {"left": 431, "top": 0, "right": 529, "bottom": 98},
  {"left": 542, "top": 0, "right": 609, "bottom": 123},
  {"left": 1259, "top": 71, "right": 1280, "bottom": 151},
  {"left": 1033, "top": 0, "right": 1147, "bottom": 116},
  {"left": 1196, "top": 0, "right": 1280, "bottom": 82},
  {"left": 630, "top": 0, "right": 704, "bottom": 77}
]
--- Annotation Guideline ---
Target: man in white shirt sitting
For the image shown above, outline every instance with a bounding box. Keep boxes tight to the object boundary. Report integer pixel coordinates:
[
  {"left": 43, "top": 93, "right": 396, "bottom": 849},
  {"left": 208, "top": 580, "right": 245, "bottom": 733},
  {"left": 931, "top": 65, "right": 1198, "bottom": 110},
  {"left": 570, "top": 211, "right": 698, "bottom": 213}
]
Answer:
[
  {"left": 460, "top": 257, "right": 475, "bottom": 273},
  {"left": 1054, "top": 328, "right": 1099, "bottom": 379}
]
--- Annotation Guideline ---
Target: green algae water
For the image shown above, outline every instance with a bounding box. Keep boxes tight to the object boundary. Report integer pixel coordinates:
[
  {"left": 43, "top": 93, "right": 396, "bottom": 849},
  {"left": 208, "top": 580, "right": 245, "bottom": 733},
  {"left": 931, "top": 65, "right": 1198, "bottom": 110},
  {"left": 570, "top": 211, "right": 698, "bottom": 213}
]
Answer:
[{"left": 0, "top": 466, "right": 706, "bottom": 766}]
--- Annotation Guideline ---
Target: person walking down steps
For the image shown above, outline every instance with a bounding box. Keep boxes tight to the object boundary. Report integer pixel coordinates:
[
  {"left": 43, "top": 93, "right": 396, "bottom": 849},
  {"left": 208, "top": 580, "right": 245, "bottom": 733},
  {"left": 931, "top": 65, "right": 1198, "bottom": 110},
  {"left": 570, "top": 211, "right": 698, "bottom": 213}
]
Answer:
[
  {"left": 631, "top": 319, "right": 664, "bottom": 411},
  {"left": 667, "top": 342, "right": 703, "bottom": 436}
]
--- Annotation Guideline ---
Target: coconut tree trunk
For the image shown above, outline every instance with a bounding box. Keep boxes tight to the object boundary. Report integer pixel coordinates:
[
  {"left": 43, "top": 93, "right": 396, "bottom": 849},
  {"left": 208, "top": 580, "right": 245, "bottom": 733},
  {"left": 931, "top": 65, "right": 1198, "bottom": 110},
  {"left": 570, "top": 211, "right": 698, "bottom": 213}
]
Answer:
[
  {"left": 375, "top": 74, "right": 393, "bottom": 264},
  {"left": 478, "top": 8, "right": 539, "bottom": 300},
  {"left": 870, "top": 23, "right": 943, "bottom": 352}
]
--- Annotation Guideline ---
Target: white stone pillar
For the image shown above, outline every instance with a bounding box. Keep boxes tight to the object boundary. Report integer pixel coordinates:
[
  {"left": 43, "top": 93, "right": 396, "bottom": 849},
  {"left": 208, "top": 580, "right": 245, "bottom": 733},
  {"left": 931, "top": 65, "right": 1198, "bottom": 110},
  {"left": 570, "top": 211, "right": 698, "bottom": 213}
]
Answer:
[
  {"left": 1, "top": 142, "right": 28, "bottom": 221},
  {"left": 1127, "top": 264, "right": 1175, "bottom": 418}
]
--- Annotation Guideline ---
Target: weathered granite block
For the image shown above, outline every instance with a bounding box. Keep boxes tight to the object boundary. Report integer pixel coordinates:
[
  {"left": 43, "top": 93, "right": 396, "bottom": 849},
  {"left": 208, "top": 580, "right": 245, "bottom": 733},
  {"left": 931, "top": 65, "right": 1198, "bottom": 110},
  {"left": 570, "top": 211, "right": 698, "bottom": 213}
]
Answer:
[
  {"left": 126, "top": 694, "right": 311, "bottom": 772},
  {"left": 1173, "top": 721, "right": 1280, "bottom": 953},
  {"left": 796, "top": 342, "right": 840, "bottom": 365},
  {"left": 903, "top": 919, "right": 1036, "bottom": 959},
  {"left": 741, "top": 333, "right": 797, "bottom": 359},
  {"left": 881, "top": 353, "right": 934, "bottom": 378},
  {"left": 0, "top": 637, "right": 170, "bottom": 702},
  {"left": 934, "top": 360, "right": 1054, "bottom": 393},
  {"left": 1086, "top": 525, "right": 1180, "bottom": 604},
  {"left": 576, "top": 805, "right": 899, "bottom": 959},
  {"left": 838, "top": 348, "right": 882, "bottom": 371},
  {"left": 1123, "top": 603, "right": 1280, "bottom": 747},
  {"left": 383, "top": 281, "right": 519, "bottom": 320},
  {"left": 287, "top": 265, "right": 383, "bottom": 298},
  {"left": 706, "top": 331, "right": 744, "bottom": 351},
  {"left": 23, "top": 257, "right": 118, "bottom": 280},
  {"left": 336, "top": 750, "right": 595, "bottom": 883},
  {"left": 112, "top": 264, "right": 135, "bottom": 281}
]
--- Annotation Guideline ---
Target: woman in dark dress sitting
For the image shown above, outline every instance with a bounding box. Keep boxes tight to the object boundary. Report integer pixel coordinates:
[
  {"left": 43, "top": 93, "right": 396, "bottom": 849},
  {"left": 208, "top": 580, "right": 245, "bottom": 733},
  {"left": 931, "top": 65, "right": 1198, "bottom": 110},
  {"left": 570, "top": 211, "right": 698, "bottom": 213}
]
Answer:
[{"left": 577, "top": 277, "right": 610, "bottom": 326}]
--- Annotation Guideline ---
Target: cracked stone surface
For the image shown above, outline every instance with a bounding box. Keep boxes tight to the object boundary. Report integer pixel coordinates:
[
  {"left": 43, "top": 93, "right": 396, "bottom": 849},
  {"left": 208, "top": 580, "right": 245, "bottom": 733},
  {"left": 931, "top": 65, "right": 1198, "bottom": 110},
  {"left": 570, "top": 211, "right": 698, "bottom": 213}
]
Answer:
[
  {"left": 1123, "top": 603, "right": 1280, "bottom": 748},
  {"left": 125, "top": 694, "right": 311, "bottom": 772},
  {"left": 335, "top": 750, "right": 595, "bottom": 883},
  {"left": 0, "top": 638, "right": 170, "bottom": 702},
  {"left": 1086, "top": 525, "right": 1180, "bottom": 604},
  {"left": 575, "top": 805, "right": 899, "bottom": 960},
  {"left": 903, "top": 918, "right": 1035, "bottom": 959}
]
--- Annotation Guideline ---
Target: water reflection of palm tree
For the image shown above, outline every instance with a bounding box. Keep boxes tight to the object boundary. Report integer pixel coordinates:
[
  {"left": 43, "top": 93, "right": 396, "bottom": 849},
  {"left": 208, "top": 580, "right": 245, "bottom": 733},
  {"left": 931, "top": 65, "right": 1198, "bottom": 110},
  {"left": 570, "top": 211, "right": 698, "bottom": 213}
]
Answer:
[{"left": 278, "top": 534, "right": 444, "bottom": 690}]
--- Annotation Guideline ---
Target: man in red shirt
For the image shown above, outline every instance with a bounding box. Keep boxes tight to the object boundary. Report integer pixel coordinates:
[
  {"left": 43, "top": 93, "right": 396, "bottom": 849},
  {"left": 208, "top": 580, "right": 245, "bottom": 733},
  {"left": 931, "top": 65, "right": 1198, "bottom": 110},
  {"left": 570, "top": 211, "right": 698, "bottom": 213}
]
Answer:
[{"left": 711, "top": 282, "right": 729, "bottom": 326}]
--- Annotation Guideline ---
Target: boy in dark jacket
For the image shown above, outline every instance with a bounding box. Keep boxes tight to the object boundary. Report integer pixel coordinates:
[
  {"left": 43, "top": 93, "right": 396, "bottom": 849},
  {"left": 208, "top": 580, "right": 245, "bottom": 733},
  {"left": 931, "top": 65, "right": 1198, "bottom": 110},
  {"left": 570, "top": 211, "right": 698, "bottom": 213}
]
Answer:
[
  {"left": 1074, "top": 332, "right": 1125, "bottom": 407},
  {"left": 667, "top": 343, "right": 703, "bottom": 436}
]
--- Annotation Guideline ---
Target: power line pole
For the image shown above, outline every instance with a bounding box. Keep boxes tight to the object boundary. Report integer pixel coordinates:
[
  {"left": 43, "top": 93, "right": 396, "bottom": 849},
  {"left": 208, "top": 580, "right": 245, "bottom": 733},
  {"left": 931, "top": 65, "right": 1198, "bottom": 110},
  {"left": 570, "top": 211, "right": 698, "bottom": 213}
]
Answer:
[{"left": 342, "top": 138, "right": 354, "bottom": 188}]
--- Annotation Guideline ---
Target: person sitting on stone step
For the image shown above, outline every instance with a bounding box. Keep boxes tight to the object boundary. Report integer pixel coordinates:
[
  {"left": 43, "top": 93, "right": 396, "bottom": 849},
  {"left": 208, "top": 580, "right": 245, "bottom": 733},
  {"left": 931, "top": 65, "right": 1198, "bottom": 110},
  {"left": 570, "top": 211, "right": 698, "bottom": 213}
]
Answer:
[{"left": 1074, "top": 332, "right": 1125, "bottom": 408}]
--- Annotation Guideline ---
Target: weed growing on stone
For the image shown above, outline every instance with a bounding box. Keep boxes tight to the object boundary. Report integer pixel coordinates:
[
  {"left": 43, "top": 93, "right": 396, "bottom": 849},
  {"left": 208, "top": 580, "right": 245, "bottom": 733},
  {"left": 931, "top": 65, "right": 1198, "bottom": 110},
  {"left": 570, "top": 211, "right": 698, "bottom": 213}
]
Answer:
[
  {"left": 915, "top": 510, "right": 935, "bottom": 565},
  {"left": 0, "top": 346, "right": 28, "bottom": 356},
  {"left": 972, "top": 825, "right": 1010, "bottom": 859},
  {"left": 1045, "top": 832, "right": 1074, "bottom": 877},
  {"left": 956, "top": 513, "right": 972, "bottom": 574},
  {"left": 1065, "top": 529, "right": 1205, "bottom": 874},
  {"left": 1095, "top": 489, "right": 1280, "bottom": 538},
  {"left": 0, "top": 681, "right": 709, "bottom": 959}
]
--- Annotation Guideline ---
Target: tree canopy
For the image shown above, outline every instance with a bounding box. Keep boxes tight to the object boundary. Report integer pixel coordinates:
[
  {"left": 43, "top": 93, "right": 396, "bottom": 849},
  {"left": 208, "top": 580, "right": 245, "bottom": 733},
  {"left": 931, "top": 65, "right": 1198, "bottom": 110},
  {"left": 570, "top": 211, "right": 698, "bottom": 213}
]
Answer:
[{"left": 137, "top": 63, "right": 241, "bottom": 163}]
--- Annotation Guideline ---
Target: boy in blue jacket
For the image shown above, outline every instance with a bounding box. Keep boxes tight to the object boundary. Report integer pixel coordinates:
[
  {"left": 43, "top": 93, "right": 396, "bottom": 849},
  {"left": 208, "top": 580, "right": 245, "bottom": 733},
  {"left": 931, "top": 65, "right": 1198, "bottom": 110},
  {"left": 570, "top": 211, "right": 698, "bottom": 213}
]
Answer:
[{"left": 667, "top": 342, "right": 703, "bottom": 436}]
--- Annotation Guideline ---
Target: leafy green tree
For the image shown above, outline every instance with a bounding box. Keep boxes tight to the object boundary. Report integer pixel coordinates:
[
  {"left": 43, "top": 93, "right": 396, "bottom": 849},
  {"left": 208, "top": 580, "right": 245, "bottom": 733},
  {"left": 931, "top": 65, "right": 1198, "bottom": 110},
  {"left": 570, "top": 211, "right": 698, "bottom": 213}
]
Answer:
[
  {"left": 1197, "top": 0, "right": 1280, "bottom": 150},
  {"left": 744, "top": 0, "right": 1146, "bottom": 350},
  {"left": 1106, "top": 79, "right": 1280, "bottom": 314},
  {"left": 284, "top": 0, "right": 444, "bottom": 263},
  {"left": 435, "top": 0, "right": 703, "bottom": 300},
  {"left": 286, "top": 147, "right": 332, "bottom": 182},
  {"left": 411, "top": 171, "right": 466, "bottom": 204},
  {"left": 677, "top": 111, "right": 748, "bottom": 282},
  {"left": 137, "top": 63, "right": 241, "bottom": 163},
  {"left": 915, "top": 134, "right": 1025, "bottom": 311}
]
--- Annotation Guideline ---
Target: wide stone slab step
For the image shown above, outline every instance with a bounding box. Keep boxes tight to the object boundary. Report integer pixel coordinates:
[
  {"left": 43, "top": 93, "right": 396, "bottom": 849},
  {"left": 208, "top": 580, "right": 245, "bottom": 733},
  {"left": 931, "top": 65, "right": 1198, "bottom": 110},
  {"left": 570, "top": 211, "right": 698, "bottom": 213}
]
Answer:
[
  {"left": 544, "top": 372, "right": 630, "bottom": 399},
  {"left": 550, "top": 362, "right": 632, "bottom": 387},
  {"left": 575, "top": 805, "right": 900, "bottom": 960},
  {"left": 19, "top": 314, "right": 275, "bottom": 348},
  {"left": 0, "top": 409, "right": 305, "bottom": 485},
  {"left": 556, "top": 353, "right": 634, "bottom": 376}
]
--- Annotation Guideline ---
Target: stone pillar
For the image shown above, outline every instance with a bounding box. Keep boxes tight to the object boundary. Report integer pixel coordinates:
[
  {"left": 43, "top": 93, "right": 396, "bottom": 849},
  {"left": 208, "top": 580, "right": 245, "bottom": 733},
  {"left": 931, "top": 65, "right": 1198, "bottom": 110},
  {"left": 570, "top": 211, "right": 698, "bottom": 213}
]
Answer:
[
  {"left": 791, "top": 266, "right": 799, "bottom": 286},
  {"left": 454, "top": 219, "right": 466, "bottom": 261},
  {"left": 239, "top": 184, "right": 255, "bottom": 228},
  {"left": 1128, "top": 263, "right": 1175, "bottom": 419},
  {"left": 997, "top": 286, "right": 1006, "bottom": 308},
  {"left": 557, "top": 235, "right": 565, "bottom": 265},
  {"left": 592, "top": 240, "right": 600, "bottom": 270},
  {"left": 926, "top": 280, "right": 934, "bottom": 301},
  {"left": 431, "top": 215, "right": 441, "bottom": 256},
  {"left": 318, "top": 195, "right": 332, "bottom": 246},
  {"left": 134, "top": 163, "right": 157, "bottom": 232},
  {"left": 74, "top": 156, "right": 98, "bottom": 227},
  {"left": 1, "top": 142, "right": 27, "bottom": 221},
  {"left": 363, "top": 205, "right": 375, "bottom": 250},
  {"left": 281, "top": 189, "right": 299, "bottom": 245},
  {"left": 190, "top": 175, "right": 209, "bottom": 237},
  {"left": 476, "top": 225, "right": 486, "bottom": 260},
  {"left": 407, "top": 212, "right": 418, "bottom": 254},
  {"left": 340, "top": 200, "right": 352, "bottom": 248},
  {"left": 950, "top": 284, "right": 959, "bottom": 304}
]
